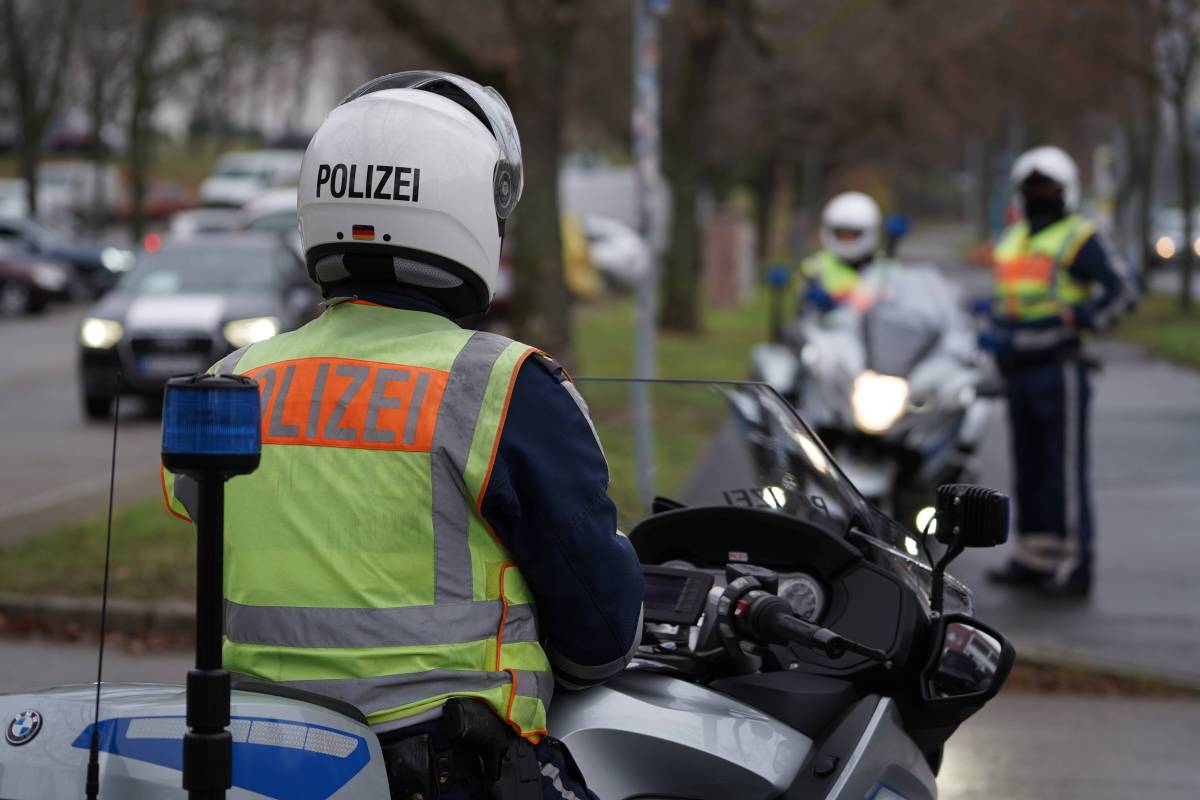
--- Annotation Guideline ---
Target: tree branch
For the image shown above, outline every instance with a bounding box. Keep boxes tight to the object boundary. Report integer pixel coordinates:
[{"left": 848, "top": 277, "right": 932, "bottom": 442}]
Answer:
[{"left": 370, "top": 0, "right": 507, "bottom": 89}]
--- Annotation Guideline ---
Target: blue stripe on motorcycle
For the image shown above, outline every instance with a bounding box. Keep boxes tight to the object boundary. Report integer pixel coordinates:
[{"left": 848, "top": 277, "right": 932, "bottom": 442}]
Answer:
[{"left": 71, "top": 715, "right": 370, "bottom": 800}]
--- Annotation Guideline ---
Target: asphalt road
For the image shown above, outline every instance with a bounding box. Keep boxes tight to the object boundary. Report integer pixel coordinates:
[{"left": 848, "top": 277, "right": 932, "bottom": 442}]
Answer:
[
  {"left": 1, "top": 638, "right": 1198, "bottom": 799},
  {"left": 0, "top": 305, "right": 163, "bottom": 545}
]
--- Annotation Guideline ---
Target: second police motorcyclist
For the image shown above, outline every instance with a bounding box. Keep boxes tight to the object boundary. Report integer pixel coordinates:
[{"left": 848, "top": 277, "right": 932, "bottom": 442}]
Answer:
[
  {"left": 164, "top": 71, "right": 643, "bottom": 799},
  {"left": 799, "top": 191, "right": 884, "bottom": 314},
  {"left": 981, "top": 145, "right": 1137, "bottom": 597}
]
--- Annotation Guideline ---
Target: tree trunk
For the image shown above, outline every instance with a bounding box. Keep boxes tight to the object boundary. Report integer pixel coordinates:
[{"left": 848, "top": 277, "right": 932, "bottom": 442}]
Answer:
[
  {"left": 1128, "top": 96, "right": 1158, "bottom": 285},
  {"left": 659, "top": 3, "right": 729, "bottom": 333},
  {"left": 127, "top": 0, "right": 163, "bottom": 242},
  {"left": 88, "top": 69, "right": 108, "bottom": 235},
  {"left": 1176, "top": 93, "right": 1194, "bottom": 312},
  {"left": 17, "top": 128, "right": 39, "bottom": 219},
  {"left": 506, "top": 2, "right": 576, "bottom": 362}
]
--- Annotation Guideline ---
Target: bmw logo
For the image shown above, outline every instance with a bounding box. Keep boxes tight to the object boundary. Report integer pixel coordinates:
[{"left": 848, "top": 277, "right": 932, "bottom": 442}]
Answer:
[{"left": 5, "top": 710, "right": 42, "bottom": 746}]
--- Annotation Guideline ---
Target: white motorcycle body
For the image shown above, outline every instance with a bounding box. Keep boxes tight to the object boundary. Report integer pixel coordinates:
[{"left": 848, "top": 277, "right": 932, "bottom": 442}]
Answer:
[{"left": 0, "top": 673, "right": 936, "bottom": 800}]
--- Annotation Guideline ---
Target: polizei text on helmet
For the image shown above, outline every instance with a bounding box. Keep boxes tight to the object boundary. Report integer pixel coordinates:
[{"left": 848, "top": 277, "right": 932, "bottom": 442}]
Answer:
[{"left": 315, "top": 163, "right": 421, "bottom": 202}]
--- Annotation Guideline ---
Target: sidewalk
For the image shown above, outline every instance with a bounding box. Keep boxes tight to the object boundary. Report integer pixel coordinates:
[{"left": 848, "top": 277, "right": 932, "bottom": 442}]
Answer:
[{"left": 905, "top": 224, "right": 1200, "bottom": 686}]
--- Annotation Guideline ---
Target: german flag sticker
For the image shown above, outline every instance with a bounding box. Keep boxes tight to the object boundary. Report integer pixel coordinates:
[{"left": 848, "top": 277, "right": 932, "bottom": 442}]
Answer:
[{"left": 352, "top": 224, "right": 375, "bottom": 241}]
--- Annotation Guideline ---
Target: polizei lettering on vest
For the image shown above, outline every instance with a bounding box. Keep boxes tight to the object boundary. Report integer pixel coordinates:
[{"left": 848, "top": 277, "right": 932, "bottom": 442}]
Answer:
[
  {"left": 246, "top": 357, "right": 448, "bottom": 451},
  {"left": 315, "top": 163, "right": 421, "bottom": 202}
]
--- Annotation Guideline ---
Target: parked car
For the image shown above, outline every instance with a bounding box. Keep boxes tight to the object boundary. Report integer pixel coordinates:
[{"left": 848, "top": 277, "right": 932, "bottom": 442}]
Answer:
[
  {"left": 582, "top": 214, "right": 650, "bottom": 289},
  {"left": 240, "top": 187, "right": 301, "bottom": 257},
  {"left": 168, "top": 207, "right": 242, "bottom": 238},
  {"left": 198, "top": 150, "right": 304, "bottom": 208},
  {"left": 77, "top": 233, "right": 321, "bottom": 419},
  {"left": 38, "top": 161, "right": 128, "bottom": 222},
  {"left": 0, "top": 239, "right": 72, "bottom": 315},
  {"left": 0, "top": 215, "right": 133, "bottom": 296}
]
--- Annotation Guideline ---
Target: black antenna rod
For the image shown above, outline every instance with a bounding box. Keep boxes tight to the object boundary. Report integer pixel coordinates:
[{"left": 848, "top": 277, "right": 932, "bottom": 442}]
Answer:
[{"left": 85, "top": 373, "right": 121, "bottom": 800}]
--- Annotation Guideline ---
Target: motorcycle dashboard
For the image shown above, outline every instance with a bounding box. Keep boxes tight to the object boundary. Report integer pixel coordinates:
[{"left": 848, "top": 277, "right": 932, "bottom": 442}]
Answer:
[{"left": 631, "top": 505, "right": 923, "bottom": 674}]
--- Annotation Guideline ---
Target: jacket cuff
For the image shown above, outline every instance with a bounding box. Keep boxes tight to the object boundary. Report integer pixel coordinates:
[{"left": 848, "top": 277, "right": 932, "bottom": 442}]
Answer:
[{"left": 548, "top": 605, "right": 643, "bottom": 691}]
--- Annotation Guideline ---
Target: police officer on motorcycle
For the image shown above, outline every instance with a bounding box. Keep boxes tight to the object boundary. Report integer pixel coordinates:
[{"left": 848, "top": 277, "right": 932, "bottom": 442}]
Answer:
[
  {"left": 982, "top": 145, "right": 1137, "bottom": 598},
  {"left": 164, "top": 71, "right": 643, "bottom": 799},
  {"left": 799, "top": 191, "right": 883, "bottom": 313}
]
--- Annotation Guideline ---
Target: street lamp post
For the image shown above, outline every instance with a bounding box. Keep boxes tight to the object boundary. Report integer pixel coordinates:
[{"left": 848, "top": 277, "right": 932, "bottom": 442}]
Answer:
[{"left": 632, "top": 0, "right": 669, "bottom": 509}]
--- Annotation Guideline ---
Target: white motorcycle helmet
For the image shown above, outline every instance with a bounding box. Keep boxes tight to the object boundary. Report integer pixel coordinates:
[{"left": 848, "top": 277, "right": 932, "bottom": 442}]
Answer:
[
  {"left": 820, "top": 191, "right": 881, "bottom": 264},
  {"left": 298, "top": 71, "right": 523, "bottom": 316},
  {"left": 1011, "top": 145, "right": 1079, "bottom": 212}
]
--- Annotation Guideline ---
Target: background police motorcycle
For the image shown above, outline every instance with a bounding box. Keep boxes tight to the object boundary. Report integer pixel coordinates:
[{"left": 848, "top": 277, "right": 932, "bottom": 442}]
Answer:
[
  {"left": 751, "top": 263, "right": 997, "bottom": 532},
  {"left": 0, "top": 379, "right": 1012, "bottom": 800}
]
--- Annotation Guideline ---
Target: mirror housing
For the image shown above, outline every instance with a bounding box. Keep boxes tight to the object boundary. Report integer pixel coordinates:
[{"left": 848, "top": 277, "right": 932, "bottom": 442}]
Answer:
[
  {"left": 934, "top": 484, "right": 1009, "bottom": 548},
  {"left": 920, "top": 613, "right": 1015, "bottom": 709}
]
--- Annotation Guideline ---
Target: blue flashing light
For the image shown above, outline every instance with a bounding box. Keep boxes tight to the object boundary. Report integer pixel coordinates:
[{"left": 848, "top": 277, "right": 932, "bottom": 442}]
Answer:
[
  {"left": 162, "top": 375, "right": 261, "bottom": 458},
  {"left": 765, "top": 264, "right": 791, "bottom": 289}
]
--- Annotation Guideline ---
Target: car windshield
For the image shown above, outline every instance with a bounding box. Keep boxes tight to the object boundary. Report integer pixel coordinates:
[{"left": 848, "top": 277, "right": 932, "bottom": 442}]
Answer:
[
  {"left": 573, "top": 378, "right": 925, "bottom": 562},
  {"left": 119, "top": 247, "right": 286, "bottom": 295}
]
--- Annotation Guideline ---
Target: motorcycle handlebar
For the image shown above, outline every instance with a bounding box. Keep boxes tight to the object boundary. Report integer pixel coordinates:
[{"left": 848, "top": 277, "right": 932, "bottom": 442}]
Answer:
[{"left": 737, "top": 591, "right": 889, "bottom": 663}]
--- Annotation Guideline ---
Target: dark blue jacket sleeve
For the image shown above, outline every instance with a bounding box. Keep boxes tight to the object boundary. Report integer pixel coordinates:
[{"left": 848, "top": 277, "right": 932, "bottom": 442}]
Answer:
[
  {"left": 480, "top": 357, "right": 644, "bottom": 689},
  {"left": 1066, "top": 234, "right": 1138, "bottom": 332}
]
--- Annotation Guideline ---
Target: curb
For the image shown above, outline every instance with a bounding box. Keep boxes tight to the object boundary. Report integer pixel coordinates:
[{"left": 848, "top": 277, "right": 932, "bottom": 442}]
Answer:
[
  {"left": 1011, "top": 641, "right": 1200, "bottom": 694},
  {"left": 5, "top": 593, "right": 1200, "bottom": 694},
  {"left": 0, "top": 592, "right": 194, "bottom": 639}
]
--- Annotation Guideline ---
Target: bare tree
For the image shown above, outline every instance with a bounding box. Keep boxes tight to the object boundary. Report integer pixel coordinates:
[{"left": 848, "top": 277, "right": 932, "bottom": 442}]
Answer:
[
  {"left": 1, "top": 0, "right": 81, "bottom": 218},
  {"left": 370, "top": 0, "right": 579, "bottom": 360},
  {"left": 78, "top": 0, "right": 134, "bottom": 233},
  {"left": 1154, "top": 0, "right": 1200, "bottom": 311}
]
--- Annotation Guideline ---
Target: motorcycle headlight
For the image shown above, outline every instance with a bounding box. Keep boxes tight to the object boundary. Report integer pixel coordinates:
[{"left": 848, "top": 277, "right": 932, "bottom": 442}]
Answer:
[
  {"left": 851, "top": 370, "right": 909, "bottom": 433},
  {"left": 80, "top": 317, "right": 124, "bottom": 349},
  {"left": 223, "top": 316, "right": 280, "bottom": 347},
  {"left": 31, "top": 262, "right": 67, "bottom": 291}
]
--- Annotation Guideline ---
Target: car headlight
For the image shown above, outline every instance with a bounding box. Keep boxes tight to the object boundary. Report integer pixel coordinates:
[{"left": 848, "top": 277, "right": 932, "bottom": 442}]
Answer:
[
  {"left": 80, "top": 317, "right": 123, "bottom": 349},
  {"left": 223, "top": 316, "right": 280, "bottom": 347},
  {"left": 100, "top": 247, "right": 135, "bottom": 272},
  {"left": 851, "top": 370, "right": 909, "bottom": 433},
  {"left": 31, "top": 262, "right": 67, "bottom": 291}
]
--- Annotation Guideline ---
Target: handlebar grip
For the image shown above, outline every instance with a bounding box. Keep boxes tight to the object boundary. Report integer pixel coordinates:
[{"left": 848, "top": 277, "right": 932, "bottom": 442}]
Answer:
[{"left": 769, "top": 612, "right": 848, "bottom": 659}]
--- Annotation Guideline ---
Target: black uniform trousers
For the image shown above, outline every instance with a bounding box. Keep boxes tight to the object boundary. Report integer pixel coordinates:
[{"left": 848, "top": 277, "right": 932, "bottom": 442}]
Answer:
[{"left": 1001, "top": 357, "right": 1094, "bottom": 578}]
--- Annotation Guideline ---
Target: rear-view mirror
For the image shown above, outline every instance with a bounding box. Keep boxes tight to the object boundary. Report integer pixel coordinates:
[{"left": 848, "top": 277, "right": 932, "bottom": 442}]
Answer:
[{"left": 921, "top": 614, "right": 1014, "bottom": 707}]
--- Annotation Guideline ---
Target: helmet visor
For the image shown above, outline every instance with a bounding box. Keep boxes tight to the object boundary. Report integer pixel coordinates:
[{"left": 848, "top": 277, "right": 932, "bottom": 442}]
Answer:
[{"left": 341, "top": 71, "right": 523, "bottom": 218}]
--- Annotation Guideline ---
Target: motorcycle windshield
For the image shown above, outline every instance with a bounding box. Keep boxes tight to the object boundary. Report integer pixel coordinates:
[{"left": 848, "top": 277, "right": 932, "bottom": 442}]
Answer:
[
  {"left": 863, "top": 304, "right": 940, "bottom": 377},
  {"left": 574, "top": 378, "right": 927, "bottom": 563}
]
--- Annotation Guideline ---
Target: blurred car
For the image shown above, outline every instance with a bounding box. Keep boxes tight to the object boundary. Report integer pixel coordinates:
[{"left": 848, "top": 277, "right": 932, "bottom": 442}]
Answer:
[
  {"left": 38, "top": 161, "right": 128, "bottom": 222},
  {"left": 168, "top": 207, "right": 241, "bottom": 238},
  {"left": 1150, "top": 207, "right": 1200, "bottom": 265},
  {"left": 0, "top": 179, "right": 28, "bottom": 217},
  {"left": 240, "top": 187, "right": 301, "bottom": 257},
  {"left": 199, "top": 150, "right": 304, "bottom": 208},
  {"left": 581, "top": 215, "right": 650, "bottom": 289},
  {"left": 77, "top": 233, "right": 321, "bottom": 419},
  {"left": 0, "top": 239, "right": 72, "bottom": 315},
  {"left": 0, "top": 215, "right": 133, "bottom": 296},
  {"left": 118, "top": 178, "right": 194, "bottom": 221}
]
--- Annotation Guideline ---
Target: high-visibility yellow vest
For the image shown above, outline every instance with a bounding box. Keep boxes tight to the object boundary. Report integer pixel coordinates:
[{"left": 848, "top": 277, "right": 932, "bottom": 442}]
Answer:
[
  {"left": 164, "top": 300, "right": 553, "bottom": 739},
  {"left": 801, "top": 250, "right": 861, "bottom": 300},
  {"left": 993, "top": 215, "right": 1093, "bottom": 322}
]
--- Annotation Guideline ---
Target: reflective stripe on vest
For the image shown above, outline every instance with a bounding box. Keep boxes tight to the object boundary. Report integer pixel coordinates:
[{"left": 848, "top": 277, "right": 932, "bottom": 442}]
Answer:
[
  {"left": 802, "top": 250, "right": 860, "bottom": 298},
  {"left": 204, "top": 302, "right": 553, "bottom": 738},
  {"left": 993, "top": 215, "right": 1093, "bottom": 321}
]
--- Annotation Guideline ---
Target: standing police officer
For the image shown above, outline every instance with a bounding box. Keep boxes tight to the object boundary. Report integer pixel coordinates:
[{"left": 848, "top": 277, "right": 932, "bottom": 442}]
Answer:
[
  {"left": 983, "top": 146, "right": 1136, "bottom": 597},
  {"left": 799, "top": 191, "right": 883, "bottom": 313},
  {"left": 165, "top": 72, "right": 643, "bottom": 799}
]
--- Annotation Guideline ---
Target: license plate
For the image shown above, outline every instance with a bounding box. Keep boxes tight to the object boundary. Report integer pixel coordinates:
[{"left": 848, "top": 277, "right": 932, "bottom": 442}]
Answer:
[{"left": 138, "top": 354, "right": 207, "bottom": 376}]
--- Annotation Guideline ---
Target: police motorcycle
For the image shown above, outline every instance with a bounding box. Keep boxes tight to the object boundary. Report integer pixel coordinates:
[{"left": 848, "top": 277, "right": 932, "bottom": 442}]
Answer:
[
  {"left": 0, "top": 377, "right": 1012, "bottom": 799},
  {"left": 750, "top": 262, "right": 997, "bottom": 531}
]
